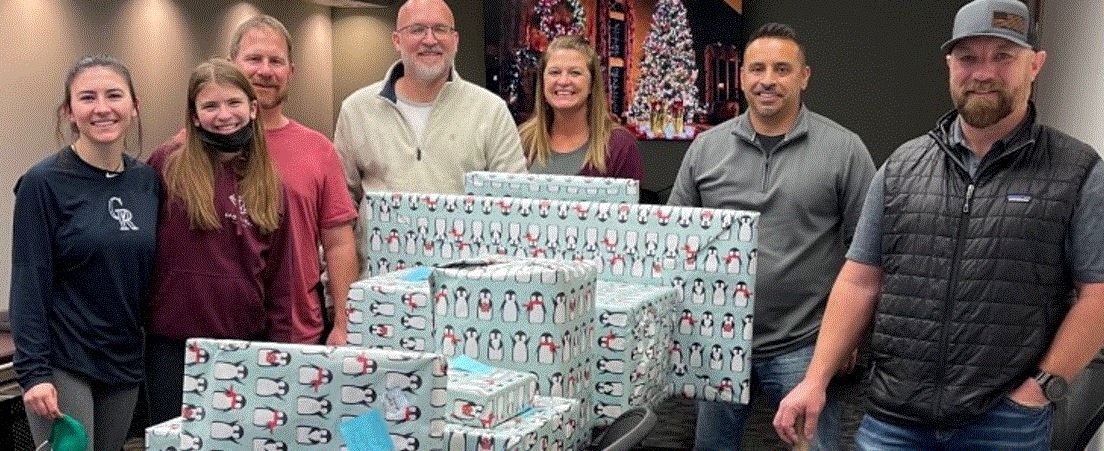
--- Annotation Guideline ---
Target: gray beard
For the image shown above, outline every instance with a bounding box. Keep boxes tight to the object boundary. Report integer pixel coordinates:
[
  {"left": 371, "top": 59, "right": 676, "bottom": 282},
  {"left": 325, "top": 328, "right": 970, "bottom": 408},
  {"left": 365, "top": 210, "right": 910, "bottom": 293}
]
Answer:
[{"left": 404, "top": 57, "right": 454, "bottom": 83}]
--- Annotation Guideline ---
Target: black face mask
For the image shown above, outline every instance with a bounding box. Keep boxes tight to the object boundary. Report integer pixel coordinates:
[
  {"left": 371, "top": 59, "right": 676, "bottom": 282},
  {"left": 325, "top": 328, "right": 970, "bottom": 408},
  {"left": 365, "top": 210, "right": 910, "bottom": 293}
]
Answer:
[{"left": 197, "top": 121, "right": 255, "bottom": 153}]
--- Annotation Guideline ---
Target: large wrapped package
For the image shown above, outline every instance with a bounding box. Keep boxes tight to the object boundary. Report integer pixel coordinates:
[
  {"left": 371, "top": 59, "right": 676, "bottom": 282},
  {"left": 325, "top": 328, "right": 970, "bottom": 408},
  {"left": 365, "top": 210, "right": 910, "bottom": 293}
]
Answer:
[
  {"left": 360, "top": 192, "right": 758, "bottom": 406},
  {"left": 592, "top": 281, "right": 677, "bottom": 426},
  {"left": 443, "top": 396, "right": 581, "bottom": 451},
  {"left": 464, "top": 171, "right": 639, "bottom": 204},
  {"left": 346, "top": 267, "right": 433, "bottom": 352},
  {"left": 426, "top": 258, "right": 596, "bottom": 389},
  {"left": 428, "top": 256, "right": 596, "bottom": 446},
  {"left": 446, "top": 356, "right": 537, "bottom": 428},
  {"left": 178, "top": 338, "right": 446, "bottom": 450}
]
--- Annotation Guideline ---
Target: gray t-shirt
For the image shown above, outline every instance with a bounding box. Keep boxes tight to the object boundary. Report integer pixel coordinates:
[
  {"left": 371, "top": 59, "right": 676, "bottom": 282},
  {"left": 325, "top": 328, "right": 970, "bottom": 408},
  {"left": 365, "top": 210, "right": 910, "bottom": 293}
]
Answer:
[
  {"left": 848, "top": 123, "right": 1104, "bottom": 283},
  {"left": 529, "top": 142, "right": 587, "bottom": 176}
]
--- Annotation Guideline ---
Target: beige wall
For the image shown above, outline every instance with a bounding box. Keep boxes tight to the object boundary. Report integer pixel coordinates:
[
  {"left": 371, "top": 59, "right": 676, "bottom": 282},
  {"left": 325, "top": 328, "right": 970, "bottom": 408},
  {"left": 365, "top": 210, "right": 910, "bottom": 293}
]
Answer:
[
  {"left": 331, "top": 0, "right": 487, "bottom": 119},
  {"left": 0, "top": 0, "right": 336, "bottom": 311},
  {"left": 0, "top": 0, "right": 488, "bottom": 312},
  {"left": 1035, "top": 0, "right": 1104, "bottom": 156}
]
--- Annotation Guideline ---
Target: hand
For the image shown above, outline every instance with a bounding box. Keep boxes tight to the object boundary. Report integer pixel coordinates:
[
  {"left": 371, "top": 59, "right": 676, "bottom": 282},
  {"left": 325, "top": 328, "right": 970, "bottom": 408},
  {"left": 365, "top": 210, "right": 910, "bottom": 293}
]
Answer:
[
  {"left": 773, "top": 380, "right": 825, "bottom": 445},
  {"left": 1007, "top": 376, "right": 1050, "bottom": 408},
  {"left": 23, "top": 382, "right": 62, "bottom": 419},
  {"left": 325, "top": 325, "right": 348, "bottom": 346}
]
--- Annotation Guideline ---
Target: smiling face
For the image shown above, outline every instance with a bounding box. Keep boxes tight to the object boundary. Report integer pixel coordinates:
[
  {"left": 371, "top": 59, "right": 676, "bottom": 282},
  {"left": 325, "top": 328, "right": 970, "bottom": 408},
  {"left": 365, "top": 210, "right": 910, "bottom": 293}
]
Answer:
[
  {"left": 192, "top": 81, "right": 257, "bottom": 135},
  {"left": 232, "top": 26, "right": 293, "bottom": 112},
  {"left": 946, "top": 36, "right": 1044, "bottom": 128},
  {"left": 393, "top": 0, "right": 457, "bottom": 83},
  {"left": 542, "top": 48, "right": 592, "bottom": 116},
  {"left": 740, "top": 37, "right": 809, "bottom": 130},
  {"left": 66, "top": 66, "right": 137, "bottom": 146}
]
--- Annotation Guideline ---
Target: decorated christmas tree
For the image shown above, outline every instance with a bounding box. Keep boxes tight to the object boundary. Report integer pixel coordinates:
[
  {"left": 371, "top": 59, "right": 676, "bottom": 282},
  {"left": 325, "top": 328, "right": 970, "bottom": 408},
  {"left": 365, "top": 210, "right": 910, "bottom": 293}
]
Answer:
[
  {"left": 505, "top": 0, "right": 587, "bottom": 113},
  {"left": 628, "top": 0, "right": 699, "bottom": 139}
]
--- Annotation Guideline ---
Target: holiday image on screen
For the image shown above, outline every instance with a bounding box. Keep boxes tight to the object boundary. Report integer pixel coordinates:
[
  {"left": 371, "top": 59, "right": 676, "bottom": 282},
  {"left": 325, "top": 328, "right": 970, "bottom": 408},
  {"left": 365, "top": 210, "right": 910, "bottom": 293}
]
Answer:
[{"left": 485, "top": 0, "right": 743, "bottom": 140}]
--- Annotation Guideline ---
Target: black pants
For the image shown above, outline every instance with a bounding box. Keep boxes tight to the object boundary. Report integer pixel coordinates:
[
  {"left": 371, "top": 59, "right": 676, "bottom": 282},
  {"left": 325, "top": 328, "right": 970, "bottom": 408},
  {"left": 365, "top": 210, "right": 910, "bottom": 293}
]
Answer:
[
  {"left": 316, "top": 281, "right": 333, "bottom": 344},
  {"left": 144, "top": 335, "right": 185, "bottom": 426}
]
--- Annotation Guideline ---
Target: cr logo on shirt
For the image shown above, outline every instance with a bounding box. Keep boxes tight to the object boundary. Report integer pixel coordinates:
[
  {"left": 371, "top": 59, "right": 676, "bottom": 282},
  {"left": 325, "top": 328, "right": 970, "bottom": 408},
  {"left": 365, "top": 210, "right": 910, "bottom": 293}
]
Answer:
[{"left": 108, "top": 197, "right": 139, "bottom": 231}]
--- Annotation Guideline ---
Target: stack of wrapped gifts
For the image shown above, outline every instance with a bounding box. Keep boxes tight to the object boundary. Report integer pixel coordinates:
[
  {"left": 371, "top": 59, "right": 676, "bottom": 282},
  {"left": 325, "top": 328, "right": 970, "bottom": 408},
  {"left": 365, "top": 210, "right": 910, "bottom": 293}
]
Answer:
[
  {"left": 442, "top": 355, "right": 582, "bottom": 450},
  {"left": 428, "top": 257, "right": 597, "bottom": 448},
  {"left": 357, "top": 188, "right": 759, "bottom": 408}
]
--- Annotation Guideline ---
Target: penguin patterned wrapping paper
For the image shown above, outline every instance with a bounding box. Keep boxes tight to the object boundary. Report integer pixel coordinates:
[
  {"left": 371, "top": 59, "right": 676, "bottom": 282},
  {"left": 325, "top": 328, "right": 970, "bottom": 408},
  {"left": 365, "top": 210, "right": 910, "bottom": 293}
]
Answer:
[
  {"left": 592, "top": 281, "right": 677, "bottom": 426},
  {"left": 443, "top": 396, "right": 580, "bottom": 451},
  {"left": 177, "top": 338, "right": 447, "bottom": 450},
  {"left": 464, "top": 171, "right": 639, "bottom": 204},
  {"left": 360, "top": 191, "right": 758, "bottom": 406},
  {"left": 347, "top": 268, "right": 434, "bottom": 351},
  {"left": 145, "top": 417, "right": 182, "bottom": 450},
  {"left": 446, "top": 356, "right": 537, "bottom": 428},
  {"left": 429, "top": 257, "right": 597, "bottom": 447}
]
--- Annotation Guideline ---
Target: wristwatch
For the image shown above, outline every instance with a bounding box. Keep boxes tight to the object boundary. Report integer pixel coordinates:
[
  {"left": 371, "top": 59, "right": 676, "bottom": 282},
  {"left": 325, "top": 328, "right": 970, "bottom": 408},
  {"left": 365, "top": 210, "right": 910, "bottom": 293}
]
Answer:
[{"left": 1034, "top": 370, "right": 1069, "bottom": 402}]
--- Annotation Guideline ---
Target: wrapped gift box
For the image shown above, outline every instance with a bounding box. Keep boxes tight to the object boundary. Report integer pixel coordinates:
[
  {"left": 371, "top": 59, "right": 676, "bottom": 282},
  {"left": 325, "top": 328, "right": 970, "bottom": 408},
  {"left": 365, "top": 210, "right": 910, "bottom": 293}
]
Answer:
[
  {"left": 347, "top": 267, "right": 434, "bottom": 352},
  {"left": 592, "top": 281, "right": 677, "bottom": 426},
  {"left": 361, "top": 191, "right": 758, "bottom": 406},
  {"left": 464, "top": 171, "right": 639, "bottom": 204},
  {"left": 429, "top": 256, "right": 597, "bottom": 446},
  {"left": 145, "top": 417, "right": 183, "bottom": 451},
  {"left": 444, "top": 396, "right": 581, "bottom": 451},
  {"left": 446, "top": 356, "right": 537, "bottom": 428},
  {"left": 178, "top": 338, "right": 446, "bottom": 450},
  {"left": 427, "top": 257, "right": 596, "bottom": 367}
]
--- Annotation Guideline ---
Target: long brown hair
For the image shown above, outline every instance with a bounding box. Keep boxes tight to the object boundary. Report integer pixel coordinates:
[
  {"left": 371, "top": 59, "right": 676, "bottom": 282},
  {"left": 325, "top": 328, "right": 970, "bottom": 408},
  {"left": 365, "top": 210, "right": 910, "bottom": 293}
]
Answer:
[
  {"left": 164, "top": 58, "right": 282, "bottom": 234},
  {"left": 518, "top": 35, "right": 614, "bottom": 174}
]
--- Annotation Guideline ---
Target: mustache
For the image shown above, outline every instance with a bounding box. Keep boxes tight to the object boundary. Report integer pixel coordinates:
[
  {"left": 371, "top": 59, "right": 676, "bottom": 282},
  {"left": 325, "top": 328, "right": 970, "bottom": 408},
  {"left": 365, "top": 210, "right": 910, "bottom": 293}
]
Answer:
[
  {"left": 418, "top": 45, "right": 445, "bottom": 53},
  {"left": 964, "top": 81, "right": 1004, "bottom": 93}
]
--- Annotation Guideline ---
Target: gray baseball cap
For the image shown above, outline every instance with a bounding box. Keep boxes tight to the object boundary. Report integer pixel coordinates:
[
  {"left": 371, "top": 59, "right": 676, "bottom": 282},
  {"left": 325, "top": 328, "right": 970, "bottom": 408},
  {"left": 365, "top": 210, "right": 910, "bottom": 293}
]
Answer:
[{"left": 942, "top": 0, "right": 1036, "bottom": 54}]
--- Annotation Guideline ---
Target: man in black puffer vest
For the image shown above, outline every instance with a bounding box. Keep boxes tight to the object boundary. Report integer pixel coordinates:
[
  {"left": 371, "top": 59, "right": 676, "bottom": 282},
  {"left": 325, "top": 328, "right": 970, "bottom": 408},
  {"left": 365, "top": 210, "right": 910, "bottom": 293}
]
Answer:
[{"left": 773, "top": 0, "right": 1104, "bottom": 449}]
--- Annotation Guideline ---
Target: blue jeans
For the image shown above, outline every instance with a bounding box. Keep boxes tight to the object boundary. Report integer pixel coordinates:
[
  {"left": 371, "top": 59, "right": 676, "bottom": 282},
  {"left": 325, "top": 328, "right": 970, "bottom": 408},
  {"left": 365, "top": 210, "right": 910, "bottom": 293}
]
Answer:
[
  {"left": 855, "top": 397, "right": 1053, "bottom": 451},
  {"left": 694, "top": 344, "right": 842, "bottom": 450}
]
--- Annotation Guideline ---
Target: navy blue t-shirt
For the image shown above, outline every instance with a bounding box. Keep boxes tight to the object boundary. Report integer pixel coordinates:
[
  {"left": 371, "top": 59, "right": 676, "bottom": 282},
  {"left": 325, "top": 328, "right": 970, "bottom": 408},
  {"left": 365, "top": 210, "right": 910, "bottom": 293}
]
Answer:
[{"left": 10, "top": 147, "right": 160, "bottom": 389}]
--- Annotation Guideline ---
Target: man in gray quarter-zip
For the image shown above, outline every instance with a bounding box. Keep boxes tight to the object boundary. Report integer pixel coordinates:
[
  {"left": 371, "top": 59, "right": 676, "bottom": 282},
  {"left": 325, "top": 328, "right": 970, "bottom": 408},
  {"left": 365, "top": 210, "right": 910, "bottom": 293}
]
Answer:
[
  {"left": 668, "top": 22, "right": 875, "bottom": 451},
  {"left": 775, "top": 1, "right": 1104, "bottom": 449}
]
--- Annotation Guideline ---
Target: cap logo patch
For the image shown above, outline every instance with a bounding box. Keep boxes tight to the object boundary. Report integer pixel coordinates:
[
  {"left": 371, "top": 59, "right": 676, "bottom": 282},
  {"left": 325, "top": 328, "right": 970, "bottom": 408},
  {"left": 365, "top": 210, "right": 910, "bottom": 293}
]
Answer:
[{"left": 992, "top": 11, "right": 1027, "bottom": 35}]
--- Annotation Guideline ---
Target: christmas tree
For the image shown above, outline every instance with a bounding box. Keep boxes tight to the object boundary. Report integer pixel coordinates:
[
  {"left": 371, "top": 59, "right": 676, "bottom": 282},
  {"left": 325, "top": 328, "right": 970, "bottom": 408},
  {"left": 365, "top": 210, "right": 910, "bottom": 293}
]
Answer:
[
  {"left": 505, "top": 0, "right": 587, "bottom": 115},
  {"left": 628, "top": 0, "right": 699, "bottom": 139}
]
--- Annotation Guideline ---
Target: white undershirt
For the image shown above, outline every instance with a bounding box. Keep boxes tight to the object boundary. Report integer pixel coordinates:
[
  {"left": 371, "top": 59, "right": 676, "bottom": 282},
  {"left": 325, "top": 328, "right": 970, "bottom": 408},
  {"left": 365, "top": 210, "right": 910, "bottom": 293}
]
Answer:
[{"left": 395, "top": 96, "right": 434, "bottom": 147}]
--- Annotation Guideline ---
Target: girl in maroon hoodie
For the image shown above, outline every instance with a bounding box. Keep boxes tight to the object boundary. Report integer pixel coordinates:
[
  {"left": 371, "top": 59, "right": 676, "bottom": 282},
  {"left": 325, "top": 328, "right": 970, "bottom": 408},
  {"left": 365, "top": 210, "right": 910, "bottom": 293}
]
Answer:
[{"left": 145, "top": 58, "right": 297, "bottom": 425}]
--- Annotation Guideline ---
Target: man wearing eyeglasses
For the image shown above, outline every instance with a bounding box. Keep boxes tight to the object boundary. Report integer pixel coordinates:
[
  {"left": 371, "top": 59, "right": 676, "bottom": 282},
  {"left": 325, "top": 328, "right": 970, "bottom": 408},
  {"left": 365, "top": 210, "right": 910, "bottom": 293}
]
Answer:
[{"left": 335, "top": 0, "right": 526, "bottom": 209}]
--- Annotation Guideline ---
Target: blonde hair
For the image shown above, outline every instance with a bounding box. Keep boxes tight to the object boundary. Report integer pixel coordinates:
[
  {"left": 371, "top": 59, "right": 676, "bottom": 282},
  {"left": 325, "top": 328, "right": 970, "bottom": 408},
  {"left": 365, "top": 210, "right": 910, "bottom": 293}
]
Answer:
[
  {"left": 230, "top": 15, "right": 292, "bottom": 62},
  {"left": 519, "top": 35, "right": 615, "bottom": 174},
  {"left": 164, "top": 58, "right": 282, "bottom": 234}
]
